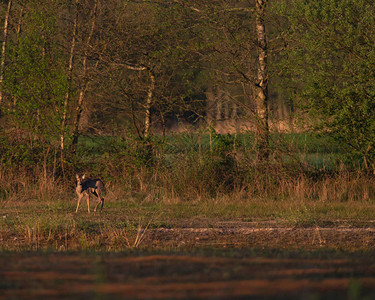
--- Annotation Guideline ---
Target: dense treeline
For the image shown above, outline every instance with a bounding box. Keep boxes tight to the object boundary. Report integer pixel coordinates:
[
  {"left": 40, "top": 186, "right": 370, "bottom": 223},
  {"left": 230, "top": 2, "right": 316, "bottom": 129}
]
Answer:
[
  {"left": 273, "top": 0, "right": 375, "bottom": 169},
  {"left": 0, "top": 0, "right": 374, "bottom": 189}
]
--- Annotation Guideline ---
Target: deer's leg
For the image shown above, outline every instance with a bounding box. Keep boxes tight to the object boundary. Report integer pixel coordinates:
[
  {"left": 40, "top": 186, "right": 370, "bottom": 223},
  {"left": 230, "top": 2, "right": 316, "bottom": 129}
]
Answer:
[
  {"left": 94, "top": 190, "right": 104, "bottom": 212},
  {"left": 100, "top": 197, "right": 104, "bottom": 211},
  {"left": 94, "top": 200, "right": 100, "bottom": 212},
  {"left": 86, "top": 193, "right": 90, "bottom": 213},
  {"left": 75, "top": 194, "right": 82, "bottom": 213}
]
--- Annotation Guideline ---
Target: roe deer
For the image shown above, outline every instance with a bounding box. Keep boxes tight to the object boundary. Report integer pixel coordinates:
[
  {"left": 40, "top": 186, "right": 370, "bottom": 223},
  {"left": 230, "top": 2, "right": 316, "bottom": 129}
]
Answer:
[{"left": 75, "top": 174, "right": 105, "bottom": 213}]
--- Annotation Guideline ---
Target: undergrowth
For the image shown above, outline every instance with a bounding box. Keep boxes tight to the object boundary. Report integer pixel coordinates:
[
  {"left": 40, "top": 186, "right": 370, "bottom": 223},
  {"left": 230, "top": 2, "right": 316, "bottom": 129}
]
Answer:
[{"left": 0, "top": 132, "right": 374, "bottom": 251}]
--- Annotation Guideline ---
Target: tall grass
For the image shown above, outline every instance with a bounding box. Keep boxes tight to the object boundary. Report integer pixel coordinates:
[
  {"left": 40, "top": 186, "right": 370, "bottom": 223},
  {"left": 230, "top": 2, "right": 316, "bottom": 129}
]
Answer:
[
  {"left": 1, "top": 149, "right": 374, "bottom": 251},
  {"left": 0, "top": 132, "right": 374, "bottom": 227},
  {"left": 1, "top": 132, "right": 374, "bottom": 203}
]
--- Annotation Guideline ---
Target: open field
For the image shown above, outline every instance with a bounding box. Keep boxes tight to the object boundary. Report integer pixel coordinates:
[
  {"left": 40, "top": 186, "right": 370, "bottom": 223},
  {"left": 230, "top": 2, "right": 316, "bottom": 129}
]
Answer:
[
  {"left": 1, "top": 196, "right": 375, "bottom": 250},
  {"left": 1, "top": 132, "right": 375, "bottom": 299},
  {"left": 2, "top": 198, "right": 375, "bottom": 299}
]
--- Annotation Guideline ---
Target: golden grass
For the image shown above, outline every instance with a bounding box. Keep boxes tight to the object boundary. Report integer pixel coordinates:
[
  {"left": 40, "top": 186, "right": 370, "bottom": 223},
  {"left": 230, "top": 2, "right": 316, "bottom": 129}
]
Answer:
[{"left": 0, "top": 164, "right": 374, "bottom": 251}]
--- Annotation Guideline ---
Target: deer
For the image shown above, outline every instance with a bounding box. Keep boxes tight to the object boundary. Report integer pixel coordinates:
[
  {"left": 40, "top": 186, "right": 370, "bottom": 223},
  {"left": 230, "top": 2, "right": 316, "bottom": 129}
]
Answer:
[{"left": 75, "top": 174, "right": 105, "bottom": 213}]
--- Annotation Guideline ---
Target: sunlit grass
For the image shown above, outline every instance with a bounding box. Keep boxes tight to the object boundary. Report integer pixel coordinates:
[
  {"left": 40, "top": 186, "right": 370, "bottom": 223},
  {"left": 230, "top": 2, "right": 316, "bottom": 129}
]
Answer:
[{"left": 0, "top": 132, "right": 374, "bottom": 251}]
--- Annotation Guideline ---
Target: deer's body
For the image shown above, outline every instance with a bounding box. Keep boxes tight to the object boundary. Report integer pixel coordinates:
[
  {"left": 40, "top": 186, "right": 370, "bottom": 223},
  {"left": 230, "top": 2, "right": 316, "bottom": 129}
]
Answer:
[{"left": 75, "top": 174, "right": 105, "bottom": 213}]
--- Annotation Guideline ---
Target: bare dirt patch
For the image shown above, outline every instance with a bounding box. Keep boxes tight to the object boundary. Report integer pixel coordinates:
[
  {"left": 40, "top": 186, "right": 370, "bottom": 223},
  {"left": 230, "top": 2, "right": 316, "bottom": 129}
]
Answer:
[
  {"left": 144, "top": 221, "right": 375, "bottom": 250},
  {"left": 1, "top": 220, "right": 375, "bottom": 251}
]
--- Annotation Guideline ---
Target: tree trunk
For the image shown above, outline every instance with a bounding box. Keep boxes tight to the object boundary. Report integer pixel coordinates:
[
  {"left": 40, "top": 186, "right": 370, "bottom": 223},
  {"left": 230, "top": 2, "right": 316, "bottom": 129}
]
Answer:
[
  {"left": 61, "top": 0, "right": 79, "bottom": 154},
  {"left": 254, "top": 0, "right": 270, "bottom": 161},
  {"left": 16, "top": 3, "right": 23, "bottom": 35},
  {"left": 144, "top": 69, "right": 155, "bottom": 138},
  {"left": 111, "top": 61, "right": 155, "bottom": 139},
  {"left": 71, "top": 0, "right": 98, "bottom": 153},
  {"left": 0, "top": 0, "right": 12, "bottom": 110},
  {"left": 12, "top": 2, "right": 23, "bottom": 112}
]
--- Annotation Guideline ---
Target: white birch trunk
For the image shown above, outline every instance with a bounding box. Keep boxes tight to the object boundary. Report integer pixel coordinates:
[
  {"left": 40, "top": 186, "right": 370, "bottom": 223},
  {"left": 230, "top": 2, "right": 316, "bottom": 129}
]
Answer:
[
  {"left": 255, "top": 0, "right": 269, "bottom": 160},
  {"left": 111, "top": 62, "right": 155, "bottom": 139},
  {"left": 0, "top": 0, "right": 12, "bottom": 107},
  {"left": 144, "top": 69, "right": 155, "bottom": 138}
]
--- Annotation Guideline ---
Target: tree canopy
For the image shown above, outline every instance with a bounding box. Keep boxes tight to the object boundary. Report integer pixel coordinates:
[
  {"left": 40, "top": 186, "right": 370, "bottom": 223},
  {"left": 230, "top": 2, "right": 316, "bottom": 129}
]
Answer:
[
  {"left": 1, "top": 0, "right": 375, "bottom": 170},
  {"left": 273, "top": 0, "right": 375, "bottom": 166}
]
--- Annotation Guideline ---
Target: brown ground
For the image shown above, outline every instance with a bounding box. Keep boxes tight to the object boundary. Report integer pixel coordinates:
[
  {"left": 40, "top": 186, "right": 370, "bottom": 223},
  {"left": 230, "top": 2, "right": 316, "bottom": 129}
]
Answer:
[
  {"left": 1, "top": 253, "right": 375, "bottom": 299},
  {"left": 2, "top": 220, "right": 375, "bottom": 251},
  {"left": 145, "top": 221, "right": 375, "bottom": 250},
  {"left": 1, "top": 222, "right": 375, "bottom": 299}
]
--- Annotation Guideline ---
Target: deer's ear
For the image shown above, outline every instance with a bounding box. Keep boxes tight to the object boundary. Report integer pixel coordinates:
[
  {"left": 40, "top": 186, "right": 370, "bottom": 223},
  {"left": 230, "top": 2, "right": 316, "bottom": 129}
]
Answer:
[
  {"left": 76, "top": 174, "right": 79, "bottom": 179},
  {"left": 82, "top": 174, "right": 86, "bottom": 179}
]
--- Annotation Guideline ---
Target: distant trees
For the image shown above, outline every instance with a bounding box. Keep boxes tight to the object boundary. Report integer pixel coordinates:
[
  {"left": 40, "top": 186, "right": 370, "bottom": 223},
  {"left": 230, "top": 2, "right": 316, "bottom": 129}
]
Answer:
[
  {"left": 89, "top": 1, "right": 206, "bottom": 139},
  {"left": 274, "top": 0, "right": 375, "bottom": 167},
  {"left": 0, "top": 0, "right": 374, "bottom": 171},
  {"left": 175, "top": 0, "right": 271, "bottom": 160},
  {"left": 0, "top": 1, "right": 210, "bottom": 170}
]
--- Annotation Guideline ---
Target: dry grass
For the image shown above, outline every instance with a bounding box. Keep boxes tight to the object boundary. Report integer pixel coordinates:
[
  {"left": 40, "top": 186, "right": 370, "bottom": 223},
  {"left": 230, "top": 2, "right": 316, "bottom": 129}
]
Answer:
[{"left": 0, "top": 161, "right": 375, "bottom": 251}]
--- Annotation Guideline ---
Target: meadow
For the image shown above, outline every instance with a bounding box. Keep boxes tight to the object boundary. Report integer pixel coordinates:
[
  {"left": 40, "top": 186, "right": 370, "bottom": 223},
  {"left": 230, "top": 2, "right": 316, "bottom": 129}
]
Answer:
[{"left": 1, "top": 132, "right": 375, "bottom": 299}]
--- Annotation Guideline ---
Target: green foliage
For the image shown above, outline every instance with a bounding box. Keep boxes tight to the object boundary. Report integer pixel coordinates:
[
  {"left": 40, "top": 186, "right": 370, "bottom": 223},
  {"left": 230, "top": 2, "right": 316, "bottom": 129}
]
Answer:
[
  {"left": 1, "top": 1, "right": 67, "bottom": 149},
  {"left": 0, "top": 0, "right": 373, "bottom": 181},
  {"left": 211, "top": 131, "right": 238, "bottom": 154},
  {"left": 5, "top": 34, "right": 66, "bottom": 136},
  {"left": 273, "top": 0, "right": 375, "bottom": 167},
  {"left": 91, "top": 1, "right": 209, "bottom": 136},
  {"left": 75, "top": 134, "right": 162, "bottom": 183}
]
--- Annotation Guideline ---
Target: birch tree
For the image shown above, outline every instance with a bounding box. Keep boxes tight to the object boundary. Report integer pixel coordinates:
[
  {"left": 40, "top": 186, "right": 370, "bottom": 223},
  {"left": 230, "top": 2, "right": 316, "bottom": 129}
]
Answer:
[
  {"left": 254, "top": 0, "right": 269, "bottom": 160},
  {"left": 71, "top": 0, "right": 98, "bottom": 153},
  {"left": 60, "top": 0, "right": 79, "bottom": 154},
  {"left": 0, "top": 0, "right": 12, "bottom": 110},
  {"left": 83, "top": 1, "right": 206, "bottom": 138},
  {"left": 175, "top": 1, "right": 271, "bottom": 159}
]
